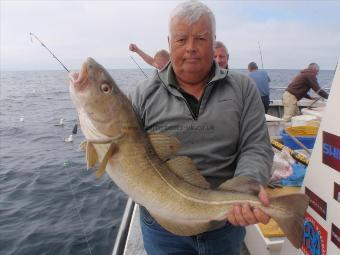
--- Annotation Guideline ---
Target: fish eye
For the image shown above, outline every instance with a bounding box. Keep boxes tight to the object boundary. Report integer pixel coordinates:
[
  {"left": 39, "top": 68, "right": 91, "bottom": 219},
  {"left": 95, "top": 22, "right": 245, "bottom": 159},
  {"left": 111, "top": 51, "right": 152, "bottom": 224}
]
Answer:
[{"left": 100, "top": 83, "right": 112, "bottom": 94}]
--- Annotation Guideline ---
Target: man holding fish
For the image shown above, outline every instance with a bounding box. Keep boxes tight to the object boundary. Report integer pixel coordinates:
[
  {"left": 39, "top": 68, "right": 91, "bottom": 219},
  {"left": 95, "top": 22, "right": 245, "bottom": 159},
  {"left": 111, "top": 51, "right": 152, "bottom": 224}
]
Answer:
[
  {"left": 68, "top": 1, "right": 309, "bottom": 254},
  {"left": 129, "top": 1, "right": 273, "bottom": 254}
]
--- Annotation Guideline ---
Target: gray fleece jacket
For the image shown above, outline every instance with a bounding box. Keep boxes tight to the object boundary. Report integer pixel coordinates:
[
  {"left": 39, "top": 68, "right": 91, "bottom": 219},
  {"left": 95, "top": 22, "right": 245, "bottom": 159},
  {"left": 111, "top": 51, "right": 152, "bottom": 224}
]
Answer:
[{"left": 129, "top": 62, "right": 273, "bottom": 188}]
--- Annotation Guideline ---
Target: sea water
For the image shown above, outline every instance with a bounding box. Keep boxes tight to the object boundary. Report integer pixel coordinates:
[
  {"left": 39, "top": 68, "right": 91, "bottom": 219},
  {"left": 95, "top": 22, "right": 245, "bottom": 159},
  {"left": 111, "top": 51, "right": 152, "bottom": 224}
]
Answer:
[{"left": 0, "top": 68, "right": 333, "bottom": 255}]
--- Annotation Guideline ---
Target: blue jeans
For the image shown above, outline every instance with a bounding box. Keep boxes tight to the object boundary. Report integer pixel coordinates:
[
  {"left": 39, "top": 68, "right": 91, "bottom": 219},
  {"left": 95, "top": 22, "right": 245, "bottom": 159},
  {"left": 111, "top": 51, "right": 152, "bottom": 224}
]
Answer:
[{"left": 140, "top": 207, "right": 246, "bottom": 255}]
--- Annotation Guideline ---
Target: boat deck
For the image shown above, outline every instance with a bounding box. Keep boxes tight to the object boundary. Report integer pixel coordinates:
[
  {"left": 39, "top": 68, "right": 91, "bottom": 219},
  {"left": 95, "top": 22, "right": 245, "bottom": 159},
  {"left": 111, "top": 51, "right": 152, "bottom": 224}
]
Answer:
[{"left": 123, "top": 205, "right": 146, "bottom": 255}]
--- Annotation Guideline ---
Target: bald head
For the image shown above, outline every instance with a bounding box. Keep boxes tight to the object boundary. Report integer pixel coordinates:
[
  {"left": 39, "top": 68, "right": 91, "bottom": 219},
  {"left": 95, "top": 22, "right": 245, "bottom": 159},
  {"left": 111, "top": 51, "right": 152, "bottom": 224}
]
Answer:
[
  {"left": 248, "top": 62, "right": 258, "bottom": 71},
  {"left": 308, "top": 63, "right": 319, "bottom": 72}
]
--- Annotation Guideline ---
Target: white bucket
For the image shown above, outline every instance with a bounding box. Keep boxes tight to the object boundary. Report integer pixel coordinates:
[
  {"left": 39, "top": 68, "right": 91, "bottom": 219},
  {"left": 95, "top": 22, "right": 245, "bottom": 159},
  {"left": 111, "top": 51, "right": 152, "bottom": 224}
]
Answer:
[
  {"left": 301, "top": 107, "right": 324, "bottom": 119},
  {"left": 291, "top": 115, "right": 318, "bottom": 127},
  {"left": 265, "top": 114, "right": 285, "bottom": 137}
]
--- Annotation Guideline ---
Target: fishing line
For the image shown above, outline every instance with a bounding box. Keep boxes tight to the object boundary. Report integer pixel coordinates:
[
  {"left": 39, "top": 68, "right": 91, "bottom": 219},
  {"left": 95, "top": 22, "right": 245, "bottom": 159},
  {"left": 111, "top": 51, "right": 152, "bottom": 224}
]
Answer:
[
  {"left": 64, "top": 165, "right": 94, "bottom": 255},
  {"left": 129, "top": 56, "right": 148, "bottom": 78},
  {"left": 29, "top": 32, "right": 70, "bottom": 73},
  {"left": 30, "top": 32, "right": 92, "bottom": 254}
]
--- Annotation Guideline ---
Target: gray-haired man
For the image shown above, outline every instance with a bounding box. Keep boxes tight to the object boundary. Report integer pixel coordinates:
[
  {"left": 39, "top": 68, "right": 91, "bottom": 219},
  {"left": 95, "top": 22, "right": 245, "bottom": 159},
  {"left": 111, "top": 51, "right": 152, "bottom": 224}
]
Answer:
[
  {"left": 129, "top": 1, "right": 273, "bottom": 254},
  {"left": 214, "top": 40, "right": 229, "bottom": 69}
]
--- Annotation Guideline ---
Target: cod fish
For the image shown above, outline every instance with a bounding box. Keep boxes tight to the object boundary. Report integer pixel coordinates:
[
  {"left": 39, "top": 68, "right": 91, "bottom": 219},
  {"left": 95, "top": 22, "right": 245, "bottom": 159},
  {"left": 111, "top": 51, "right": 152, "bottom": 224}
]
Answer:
[{"left": 69, "top": 58, "right": 309, "bottom": 249}]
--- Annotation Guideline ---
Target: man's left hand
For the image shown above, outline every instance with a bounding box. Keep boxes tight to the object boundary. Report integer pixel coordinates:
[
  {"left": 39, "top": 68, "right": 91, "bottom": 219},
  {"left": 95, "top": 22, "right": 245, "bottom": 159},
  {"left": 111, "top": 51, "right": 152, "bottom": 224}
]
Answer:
[{"left": 227, "top": 186, "right": 271, "bottom": 226}]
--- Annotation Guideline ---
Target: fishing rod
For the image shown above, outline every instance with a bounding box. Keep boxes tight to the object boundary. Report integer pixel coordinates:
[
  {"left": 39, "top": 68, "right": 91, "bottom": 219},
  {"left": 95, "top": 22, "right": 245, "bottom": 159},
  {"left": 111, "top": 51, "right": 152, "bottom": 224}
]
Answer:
[
  {"left": 271, "top": 139, "right": 309, "bottom": 166},
  {"left": 307, "top": 96, "right": 322, "bottom": 109},
  {"left": 29, "top": 32, "right": 70, "bottom": 73},
  {"left": 129, "top": 56, "right": 148, "bottom": 78},
  {"left": 258, "top": 41, "right": 264, "bottom": 69}
]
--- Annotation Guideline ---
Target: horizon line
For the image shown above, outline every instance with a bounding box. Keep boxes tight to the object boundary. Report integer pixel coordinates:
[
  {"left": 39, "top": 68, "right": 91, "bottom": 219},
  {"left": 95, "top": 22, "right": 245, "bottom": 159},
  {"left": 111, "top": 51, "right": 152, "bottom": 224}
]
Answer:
[{"left": 0, "top": 67, "right": 334, "bottom": 72}]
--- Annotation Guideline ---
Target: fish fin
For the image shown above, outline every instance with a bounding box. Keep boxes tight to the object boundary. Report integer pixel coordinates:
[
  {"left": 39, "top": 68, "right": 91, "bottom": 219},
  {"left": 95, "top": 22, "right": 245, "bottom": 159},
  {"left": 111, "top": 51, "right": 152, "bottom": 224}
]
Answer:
[
  {"left": 86, "top": 142, "right": 98, "bottom": 169},
  {"left": 150, "top": 213, "right": 225, "bottom": 236},
  {"left": 166, "top": 156, "right": 210, "bottom": 189},
  {"left": 217, "top": 176, "right": 260, "bottom": 195},
  {"left": 148, "top": 133, "right": 180, "bottom": 161},
  {"left": 267, "top": 193, "right": 309, "bottom": 248},
  {"left": 79, "top": 140, "right": 87, "bottom": 151},
  {"left": 95, "top": 142, "right": 116, "bottom": 178}
]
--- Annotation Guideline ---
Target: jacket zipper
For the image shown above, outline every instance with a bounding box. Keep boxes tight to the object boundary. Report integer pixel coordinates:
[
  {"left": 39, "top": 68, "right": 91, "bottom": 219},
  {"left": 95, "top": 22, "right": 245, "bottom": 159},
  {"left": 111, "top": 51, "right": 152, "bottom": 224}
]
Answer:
[
  {"left": 182, "top": 97, "right": 198, "bottom": 120},
  {"left": 179, "top": 84, "right": 211, "bottom": 121}
]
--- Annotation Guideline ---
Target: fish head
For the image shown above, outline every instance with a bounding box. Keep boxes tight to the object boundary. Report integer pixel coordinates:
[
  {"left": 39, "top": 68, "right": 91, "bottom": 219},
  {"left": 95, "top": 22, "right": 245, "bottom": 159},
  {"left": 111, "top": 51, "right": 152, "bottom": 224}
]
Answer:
[{"left": 69, "top": 57, "right": 122, "bottom": 139}]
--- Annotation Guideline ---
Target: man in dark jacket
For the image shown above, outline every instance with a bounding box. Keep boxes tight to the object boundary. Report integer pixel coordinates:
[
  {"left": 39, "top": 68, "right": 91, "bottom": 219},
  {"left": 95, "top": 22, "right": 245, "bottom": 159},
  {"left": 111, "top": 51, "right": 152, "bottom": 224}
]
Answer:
[{"left": 282, "top": 63, "right": 328, "bottom": 121}]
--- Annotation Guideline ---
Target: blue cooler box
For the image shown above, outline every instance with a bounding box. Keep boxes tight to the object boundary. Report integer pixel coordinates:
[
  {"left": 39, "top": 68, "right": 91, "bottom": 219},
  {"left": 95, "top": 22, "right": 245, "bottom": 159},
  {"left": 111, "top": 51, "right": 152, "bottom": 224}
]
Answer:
[{"left": 280, "top": 129, "right": 316, "bottom": 150}]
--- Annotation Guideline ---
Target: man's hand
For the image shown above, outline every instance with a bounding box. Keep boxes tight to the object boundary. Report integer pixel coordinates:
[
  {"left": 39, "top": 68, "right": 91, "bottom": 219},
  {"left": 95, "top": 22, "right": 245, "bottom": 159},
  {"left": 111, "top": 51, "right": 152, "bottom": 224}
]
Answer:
[
  {"left": 227, "top": 185, "right": 271, "bottom": 226},
  {"left": 129, "top": 43, "right": 139, "bottom": 52}
]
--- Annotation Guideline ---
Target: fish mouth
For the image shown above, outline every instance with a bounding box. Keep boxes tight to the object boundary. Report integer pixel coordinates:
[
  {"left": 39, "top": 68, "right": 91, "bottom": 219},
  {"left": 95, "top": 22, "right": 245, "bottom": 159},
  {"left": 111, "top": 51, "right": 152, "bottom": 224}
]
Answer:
[
  {"left": 69, "top": 72, "right": 80, "bottom": 83},
  {"left": 69, "top": 58, "right": 94, "bottom": 90}
]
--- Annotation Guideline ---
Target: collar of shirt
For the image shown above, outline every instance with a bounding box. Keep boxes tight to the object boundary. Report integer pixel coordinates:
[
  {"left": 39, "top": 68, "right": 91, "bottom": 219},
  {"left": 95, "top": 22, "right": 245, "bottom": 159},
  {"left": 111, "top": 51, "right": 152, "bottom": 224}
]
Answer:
[{"left": 156, "top": 61, "right": 229, "bottom": 119}]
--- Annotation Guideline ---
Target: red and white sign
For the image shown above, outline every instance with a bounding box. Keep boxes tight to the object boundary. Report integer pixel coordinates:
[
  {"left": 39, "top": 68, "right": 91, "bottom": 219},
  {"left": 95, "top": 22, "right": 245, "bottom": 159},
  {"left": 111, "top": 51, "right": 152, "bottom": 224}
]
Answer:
[
  {"left": 331, "top": 223, "right": 340, "bottom": 249},
  {"left": 302, "top": 213, "right": 328, "bottom": 255},
  {"left": 322, "top": 131, "right": 340, "bottom": 172},
  {"left": 305, "top": 187, "right": 327, "bottom": 220},
  {"left": 334, "top": 182, "right": 340, "bottom": 203}
]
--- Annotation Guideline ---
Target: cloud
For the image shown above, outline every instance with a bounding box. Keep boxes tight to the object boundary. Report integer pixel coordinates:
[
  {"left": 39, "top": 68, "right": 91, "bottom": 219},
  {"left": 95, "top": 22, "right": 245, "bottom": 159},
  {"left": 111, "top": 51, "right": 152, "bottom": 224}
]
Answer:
[
  {"left": 1, "top": 1, "right": 339, "bottom": 70},
  {"left": 210, "top": 1, "right": 340, "bottom": 69},
  {"left": 1, "top": 1, "right": 180, "bottom": 69}
]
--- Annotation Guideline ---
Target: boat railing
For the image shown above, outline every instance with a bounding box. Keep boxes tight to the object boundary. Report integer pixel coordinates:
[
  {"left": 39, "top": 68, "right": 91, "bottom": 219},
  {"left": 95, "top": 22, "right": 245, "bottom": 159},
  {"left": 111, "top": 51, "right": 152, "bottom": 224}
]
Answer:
[
  {"left": 269, "top": 87, "right": 331, "bottom": 91},
  {"left": 112, "top": 198, "right": 135, "bottom": 255}
]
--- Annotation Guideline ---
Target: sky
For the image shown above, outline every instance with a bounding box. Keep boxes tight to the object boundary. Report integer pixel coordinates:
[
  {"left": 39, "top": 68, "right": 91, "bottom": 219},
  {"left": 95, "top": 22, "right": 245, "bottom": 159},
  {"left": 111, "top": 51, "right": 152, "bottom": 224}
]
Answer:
[{"left": 1, "top": 0, "right": 340, "bottom": 71}]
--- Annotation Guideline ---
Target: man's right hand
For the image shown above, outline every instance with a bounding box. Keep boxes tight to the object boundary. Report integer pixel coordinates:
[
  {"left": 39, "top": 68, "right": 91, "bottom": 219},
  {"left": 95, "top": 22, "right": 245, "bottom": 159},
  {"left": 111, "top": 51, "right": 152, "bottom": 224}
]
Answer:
[
  {"left": 227, "top": 186, "right": 271, "bottom": 227},
  {"left": 129, "top": 43, "right": 139, "bottom": 52}
]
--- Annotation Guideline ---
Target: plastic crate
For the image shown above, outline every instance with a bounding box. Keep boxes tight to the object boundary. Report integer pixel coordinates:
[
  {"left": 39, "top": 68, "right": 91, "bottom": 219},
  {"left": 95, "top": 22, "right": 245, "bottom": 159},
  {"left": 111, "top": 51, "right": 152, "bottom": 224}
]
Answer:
[{"left": 280, "top": 129, "right": 316, "bottom": 150}]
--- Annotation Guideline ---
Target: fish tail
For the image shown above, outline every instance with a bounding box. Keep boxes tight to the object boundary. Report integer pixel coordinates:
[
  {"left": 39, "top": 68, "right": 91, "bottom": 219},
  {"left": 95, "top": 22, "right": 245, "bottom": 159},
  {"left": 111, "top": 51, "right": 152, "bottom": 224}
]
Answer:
[{"left": 268, "top": 193, "right": 309, "bottom": 249}]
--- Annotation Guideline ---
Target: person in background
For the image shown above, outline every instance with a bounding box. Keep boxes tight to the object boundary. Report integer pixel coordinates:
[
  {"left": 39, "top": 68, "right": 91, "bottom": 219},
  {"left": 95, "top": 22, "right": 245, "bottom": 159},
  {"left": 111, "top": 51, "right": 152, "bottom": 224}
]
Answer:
[
  {"left": 129, "top": 1, "right": 273, "bottom": 254},
  {"left": 282, "top": 63, "right": 329, "bottom": 121},
  {"left": 214, "top": 40, "right": 229, "bottom": 69},
  {"left": 129, "top": 43, "right": 170, "bottom": 70},
  {"left": 248, "top": 61, "right": 271, "bottom": 113}
]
